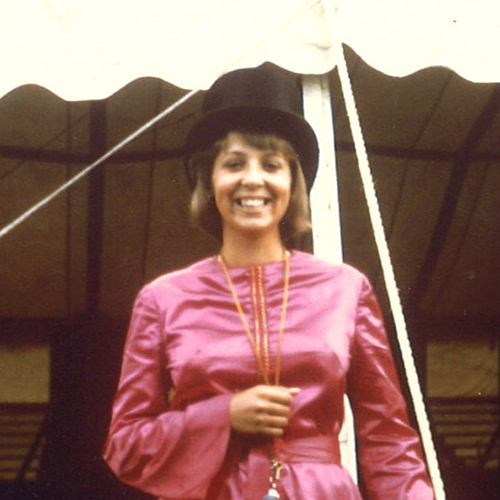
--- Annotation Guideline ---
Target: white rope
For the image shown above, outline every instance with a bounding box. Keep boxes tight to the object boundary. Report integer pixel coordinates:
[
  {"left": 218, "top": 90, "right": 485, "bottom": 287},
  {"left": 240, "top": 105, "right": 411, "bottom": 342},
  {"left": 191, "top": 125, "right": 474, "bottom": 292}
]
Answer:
[
  {"left": 0, "top": 0, "right": 324, "bottom": 242},
  {"left": 336, "top": 43, "right": 446, "bottom": 500},
  {"left": 0, "top": 89, "right": 199, "bottom": 241}
]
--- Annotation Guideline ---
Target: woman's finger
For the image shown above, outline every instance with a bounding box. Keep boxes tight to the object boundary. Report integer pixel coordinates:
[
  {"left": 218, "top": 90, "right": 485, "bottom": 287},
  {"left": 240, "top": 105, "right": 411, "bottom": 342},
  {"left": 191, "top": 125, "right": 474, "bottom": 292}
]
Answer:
[
  {"left": 256, "top": 413, "right": 288, "bottom": 429},
  {"left": 229, "top": 385, "right": 300, "bottom": 434},
  {"left": 260, "top": 426, "right": 286, "bottom": 437},
  {"left": 259, "top": 385, "right": 298, "bottom": 406},
  {"left": 257, "top": 401, "right": 291, "bottom": 418}
]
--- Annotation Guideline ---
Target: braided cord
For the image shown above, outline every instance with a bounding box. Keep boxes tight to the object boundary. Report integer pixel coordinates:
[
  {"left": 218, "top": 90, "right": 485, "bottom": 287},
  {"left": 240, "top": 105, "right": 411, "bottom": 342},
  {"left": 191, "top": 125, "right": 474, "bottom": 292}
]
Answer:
[
  {"left": 336, "top": 41, "right": 446, "bottom": 500},
  {"left": 0, "top": 89, "right": 199, "bottom": 241}
]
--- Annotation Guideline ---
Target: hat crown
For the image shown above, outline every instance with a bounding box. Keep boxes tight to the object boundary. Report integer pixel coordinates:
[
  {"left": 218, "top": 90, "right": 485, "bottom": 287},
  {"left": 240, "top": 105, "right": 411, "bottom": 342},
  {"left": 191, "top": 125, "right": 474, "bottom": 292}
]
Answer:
[
  {"left": 185, "top": 63, "right": 319, "bottom": 191},
  {"left": 203, "top": 64, "right": 303, "bottom": 116}
]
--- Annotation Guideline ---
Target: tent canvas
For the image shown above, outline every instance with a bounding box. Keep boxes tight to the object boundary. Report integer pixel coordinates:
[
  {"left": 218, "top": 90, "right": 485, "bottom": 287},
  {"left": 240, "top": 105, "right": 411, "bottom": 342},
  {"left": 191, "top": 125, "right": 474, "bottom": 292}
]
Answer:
[{"left": 0, "top": 1, "right": 498, "bottom": 498}]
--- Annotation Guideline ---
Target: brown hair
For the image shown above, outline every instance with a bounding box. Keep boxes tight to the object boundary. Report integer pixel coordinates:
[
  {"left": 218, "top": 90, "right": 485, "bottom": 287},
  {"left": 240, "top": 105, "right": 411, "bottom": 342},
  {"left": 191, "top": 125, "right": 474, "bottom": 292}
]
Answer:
[{"left": 188, "top": 130, "right": 311, "bottom": 246}]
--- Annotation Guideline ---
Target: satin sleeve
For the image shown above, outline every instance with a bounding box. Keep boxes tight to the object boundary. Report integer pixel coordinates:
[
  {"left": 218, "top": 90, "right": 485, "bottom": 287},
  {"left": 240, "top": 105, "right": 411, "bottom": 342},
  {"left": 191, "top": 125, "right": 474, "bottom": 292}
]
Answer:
[
  {"left": 347, "top": 277, "right": 434, "bottom": 500},
  {"left": 103, "top": 286, "right": 233, "bottom": 499}
]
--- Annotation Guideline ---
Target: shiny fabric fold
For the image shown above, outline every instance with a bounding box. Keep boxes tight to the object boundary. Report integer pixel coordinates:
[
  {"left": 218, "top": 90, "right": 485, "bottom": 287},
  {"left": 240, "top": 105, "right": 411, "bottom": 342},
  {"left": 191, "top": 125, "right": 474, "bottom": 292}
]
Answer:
[{"left": 103, "top": 251, "right": 434, "bottom": 500}]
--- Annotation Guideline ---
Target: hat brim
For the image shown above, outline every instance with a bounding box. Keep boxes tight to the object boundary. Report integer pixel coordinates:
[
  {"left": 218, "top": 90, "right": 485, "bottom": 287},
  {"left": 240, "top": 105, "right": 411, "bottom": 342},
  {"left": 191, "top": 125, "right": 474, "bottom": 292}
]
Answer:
[{"left": 185, "top": 107, "right": 319, "bottom": 192}]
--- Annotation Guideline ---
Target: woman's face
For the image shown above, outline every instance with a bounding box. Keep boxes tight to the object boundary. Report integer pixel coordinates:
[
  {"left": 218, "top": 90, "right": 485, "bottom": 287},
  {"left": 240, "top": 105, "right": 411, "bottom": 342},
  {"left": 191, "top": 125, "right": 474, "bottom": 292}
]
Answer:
[{"left": 211, "top": 132, "right": 292, "bottom": 240}]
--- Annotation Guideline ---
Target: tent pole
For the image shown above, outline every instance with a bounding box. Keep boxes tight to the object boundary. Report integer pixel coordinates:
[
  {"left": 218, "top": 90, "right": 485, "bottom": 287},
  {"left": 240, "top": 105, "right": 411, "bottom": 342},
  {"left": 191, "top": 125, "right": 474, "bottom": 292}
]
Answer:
[
  {"left": 303, "top": 74, "right": 343, "bottom": 262},
  {"left": 302, "top": 73, "right": 357, "bottom": 481}
]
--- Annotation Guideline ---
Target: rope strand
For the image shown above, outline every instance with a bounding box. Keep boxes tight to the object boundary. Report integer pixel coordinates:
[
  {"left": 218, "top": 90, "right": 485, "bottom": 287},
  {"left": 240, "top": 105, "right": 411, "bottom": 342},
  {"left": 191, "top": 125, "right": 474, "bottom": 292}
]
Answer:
[
  {"left": 0, "top": 0, "right": 325, "bottom": 242},
  {"left": 0, "top": 89, "right": 199, "bottom": 241},
  {"left": 335, "top": 40, "right": 446, "bottom": 500}
]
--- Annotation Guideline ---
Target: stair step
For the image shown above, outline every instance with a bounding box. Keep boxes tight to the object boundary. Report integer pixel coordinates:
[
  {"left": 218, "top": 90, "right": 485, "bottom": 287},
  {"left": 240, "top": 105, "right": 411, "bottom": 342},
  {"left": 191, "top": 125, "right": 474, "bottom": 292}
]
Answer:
[
  {"left": 428, "top": 397, "right": 499, "bottom": 473},
  {"left": 0, "top": 404, "right": 47, "bottom": 483}
]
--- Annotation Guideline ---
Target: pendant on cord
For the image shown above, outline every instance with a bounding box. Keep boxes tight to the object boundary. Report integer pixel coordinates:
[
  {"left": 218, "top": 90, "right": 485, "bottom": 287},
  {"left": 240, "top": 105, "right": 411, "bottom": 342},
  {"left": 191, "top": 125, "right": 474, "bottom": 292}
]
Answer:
[
  {"left": 262, "top": 489, "right": 279, "bottom": 500},
  {"left": 262, "top": 458, "right": 283, "bottom": 500}
]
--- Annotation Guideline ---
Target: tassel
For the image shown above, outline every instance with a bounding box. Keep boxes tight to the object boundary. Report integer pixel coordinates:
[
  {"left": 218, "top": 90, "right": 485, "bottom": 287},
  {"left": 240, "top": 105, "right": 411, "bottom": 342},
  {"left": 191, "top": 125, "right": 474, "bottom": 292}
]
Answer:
[{"left": 262, "top": 488, "right": 280, "bottom": 499}]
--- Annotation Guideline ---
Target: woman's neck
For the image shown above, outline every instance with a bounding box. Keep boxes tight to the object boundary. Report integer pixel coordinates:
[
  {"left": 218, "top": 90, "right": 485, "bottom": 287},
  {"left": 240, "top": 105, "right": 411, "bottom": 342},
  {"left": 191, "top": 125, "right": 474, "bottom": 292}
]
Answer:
[{"left": 220, "top": 231, "right": 286, "bottom": 267}]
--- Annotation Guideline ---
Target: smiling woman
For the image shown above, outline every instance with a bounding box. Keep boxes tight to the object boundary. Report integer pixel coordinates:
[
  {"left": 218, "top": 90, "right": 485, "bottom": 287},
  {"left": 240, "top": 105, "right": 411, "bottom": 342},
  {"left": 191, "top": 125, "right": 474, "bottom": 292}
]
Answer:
[
  {"left": 189, "top": 130, "right": 311, "bottom": 259},
  {"left": 103, "top": 64, "right": 435, "bottom": 500},
  {"left": 212, "top": 132, "right": 292, "bottom": 255}
]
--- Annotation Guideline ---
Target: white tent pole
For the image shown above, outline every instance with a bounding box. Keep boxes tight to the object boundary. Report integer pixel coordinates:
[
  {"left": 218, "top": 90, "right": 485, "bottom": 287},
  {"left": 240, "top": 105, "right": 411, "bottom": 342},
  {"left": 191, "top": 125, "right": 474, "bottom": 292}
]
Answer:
[
  {"left": 302, "top": 73, "right": 358, "bottom": 482},
  {"left": 303, "top": 74, "right": 343, "bottom": 263}
]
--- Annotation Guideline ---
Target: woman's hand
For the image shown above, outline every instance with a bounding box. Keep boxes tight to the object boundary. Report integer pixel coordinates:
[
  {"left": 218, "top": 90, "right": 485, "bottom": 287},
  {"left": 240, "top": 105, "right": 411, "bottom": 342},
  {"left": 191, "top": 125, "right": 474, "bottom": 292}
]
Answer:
[{"left": 229, "top": 385, "right": 300, "bottom": 437}]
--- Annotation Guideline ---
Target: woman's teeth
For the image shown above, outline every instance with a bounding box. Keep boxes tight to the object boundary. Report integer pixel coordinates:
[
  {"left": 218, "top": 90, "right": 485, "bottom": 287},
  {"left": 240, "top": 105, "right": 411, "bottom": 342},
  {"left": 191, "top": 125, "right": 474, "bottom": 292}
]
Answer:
[{"left": 236, "top": 198, "right": 268, "bottom": 207}]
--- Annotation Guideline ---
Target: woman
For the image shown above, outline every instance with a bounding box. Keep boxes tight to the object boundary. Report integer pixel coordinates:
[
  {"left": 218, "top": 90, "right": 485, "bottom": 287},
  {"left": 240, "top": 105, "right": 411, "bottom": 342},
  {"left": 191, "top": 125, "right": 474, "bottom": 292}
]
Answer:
[{"left": 103, "top": 64, "right": 434, "bottom": 500}]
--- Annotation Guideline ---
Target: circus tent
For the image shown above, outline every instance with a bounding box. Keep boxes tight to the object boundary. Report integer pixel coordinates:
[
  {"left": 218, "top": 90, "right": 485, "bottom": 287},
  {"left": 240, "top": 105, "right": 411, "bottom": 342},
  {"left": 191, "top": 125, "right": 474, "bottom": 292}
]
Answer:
[{"left": 0, "top": 2, "right": 498, "bottom": 499}]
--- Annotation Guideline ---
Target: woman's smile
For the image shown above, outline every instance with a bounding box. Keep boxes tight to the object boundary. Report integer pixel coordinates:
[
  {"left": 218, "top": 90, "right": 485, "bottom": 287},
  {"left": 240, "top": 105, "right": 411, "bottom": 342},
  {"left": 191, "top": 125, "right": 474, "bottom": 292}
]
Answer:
[
  {"left": 212, "top": 132, "right": 292, "bottom": 238},
  {"left": 233, "top": 195, "right": 273, "bottom": 215},
  {"left": 234, "top": 197, "right": 270, "bottom": 208}
]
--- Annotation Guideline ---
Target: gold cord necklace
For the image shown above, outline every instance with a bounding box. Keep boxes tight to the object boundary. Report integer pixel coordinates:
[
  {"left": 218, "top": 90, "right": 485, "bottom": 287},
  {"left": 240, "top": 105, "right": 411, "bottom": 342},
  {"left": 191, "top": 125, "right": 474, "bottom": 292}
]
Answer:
[
  {"left": 219, "top": 251, "right": 290, "bottom": 386},
  {"left": 219, "top": 251, "right": 290, "bottom": 499}
]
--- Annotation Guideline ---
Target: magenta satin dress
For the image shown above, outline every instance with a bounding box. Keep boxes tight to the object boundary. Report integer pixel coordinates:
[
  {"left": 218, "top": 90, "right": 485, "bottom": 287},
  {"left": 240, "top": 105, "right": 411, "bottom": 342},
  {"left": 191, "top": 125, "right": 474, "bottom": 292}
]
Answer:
[{"left": 103, "top": 251, "right": 434, "bottom": 500}]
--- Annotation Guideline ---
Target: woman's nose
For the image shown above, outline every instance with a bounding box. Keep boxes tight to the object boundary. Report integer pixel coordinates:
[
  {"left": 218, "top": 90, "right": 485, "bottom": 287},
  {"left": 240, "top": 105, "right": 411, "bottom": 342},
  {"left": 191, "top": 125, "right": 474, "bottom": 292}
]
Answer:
[{"left": 241, "top": 162, "right": 264, "bottom": 186}]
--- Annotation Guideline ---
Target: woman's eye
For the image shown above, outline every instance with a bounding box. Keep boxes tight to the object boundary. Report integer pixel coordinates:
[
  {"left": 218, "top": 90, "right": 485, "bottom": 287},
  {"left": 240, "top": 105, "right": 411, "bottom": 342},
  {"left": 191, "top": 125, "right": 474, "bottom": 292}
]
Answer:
[
  {"left": 265, "top": 162, "right": 280, "bottom": 171},
  {"left": 224, "top": 161, "right": 242, "bottom": 170}
]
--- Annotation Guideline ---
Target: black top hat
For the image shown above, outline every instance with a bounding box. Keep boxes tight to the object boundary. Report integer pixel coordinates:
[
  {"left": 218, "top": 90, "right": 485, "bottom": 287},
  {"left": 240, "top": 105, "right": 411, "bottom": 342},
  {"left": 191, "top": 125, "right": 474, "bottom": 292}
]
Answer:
[{"left": 185, "top": 63, "right": 319, "bottom": 191}]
